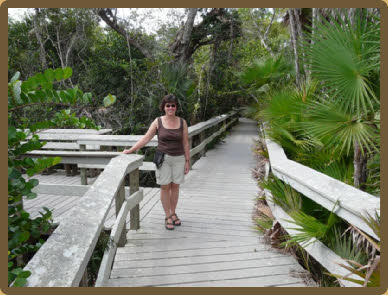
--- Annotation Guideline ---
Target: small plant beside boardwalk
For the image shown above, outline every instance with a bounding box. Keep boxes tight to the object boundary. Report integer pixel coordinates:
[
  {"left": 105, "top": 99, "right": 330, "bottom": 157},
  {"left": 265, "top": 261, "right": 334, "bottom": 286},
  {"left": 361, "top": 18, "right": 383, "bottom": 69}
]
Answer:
[{"left": 8, "top": 67, "right": 116, "bottom": 286}]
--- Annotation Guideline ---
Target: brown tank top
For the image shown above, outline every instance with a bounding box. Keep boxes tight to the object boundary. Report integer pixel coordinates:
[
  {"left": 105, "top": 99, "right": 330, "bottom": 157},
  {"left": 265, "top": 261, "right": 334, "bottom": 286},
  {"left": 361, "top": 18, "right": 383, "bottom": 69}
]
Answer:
[{"left": 157, "top": 117, "right": 185, "bottom": 156}]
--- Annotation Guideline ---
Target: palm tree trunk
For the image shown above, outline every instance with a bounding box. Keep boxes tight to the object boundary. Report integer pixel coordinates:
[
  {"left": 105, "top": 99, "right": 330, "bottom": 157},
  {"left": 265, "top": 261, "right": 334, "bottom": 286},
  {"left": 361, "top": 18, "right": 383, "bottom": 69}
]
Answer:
[
  {"left": 354, "top": 141, "right": 368, "bottom": 191},
  {"left": 33, "top": 8, "right": 47, "bottom": 70},
  {"left": 292, "top": 9, "right": 308, "bottom": 81},
  {"left": 288, "top": 9, "right": 301, "bottom": 87}
]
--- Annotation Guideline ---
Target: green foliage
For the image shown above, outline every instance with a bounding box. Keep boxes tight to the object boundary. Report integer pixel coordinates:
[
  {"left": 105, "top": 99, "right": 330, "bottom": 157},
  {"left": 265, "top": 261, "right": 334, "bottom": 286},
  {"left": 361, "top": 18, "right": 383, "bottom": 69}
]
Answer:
[
  {"left": 261, "top": 176, "right": 301, "bottom": 212},
  {"left": 8, "top": 69, "right": 91, "bottom": 111},
  {"left": 329, "top": 228, "right": 368, "bottom": 265},
  {"left": 8, "top": 66, "right": 115, "bottom": 286},
  {"left": 305, "top": 12, "right": 380, "bottom": 116},
  {"left": 283, "top": 205, "right": 339, "bottom": 248},
  {"left": 300, "top": 101, "right": 379, "bottom": 156},
  {"left": 254, "top": 215, "right": 273, "bottom": 234},
  {"left": 160, "top": 61, "right": 195, "bottom": 107},
  {"left": 239, "top": 55, "right": 293, "bottom": 89}
]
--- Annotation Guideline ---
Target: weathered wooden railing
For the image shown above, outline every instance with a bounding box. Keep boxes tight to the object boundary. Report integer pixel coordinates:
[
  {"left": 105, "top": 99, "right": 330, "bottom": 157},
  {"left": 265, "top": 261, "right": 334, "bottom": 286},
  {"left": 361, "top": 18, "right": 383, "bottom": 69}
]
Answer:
[
  {"left": 20, "top": 111, "right": 240, "bottom": 286},
  {"left": 22, "top": 154, "right": 144, "bottom": 287},
  {"left": 75, "top": 110, "right": 240, "bottom": 182},
  {"left": 263, "top": 134, "right": 380, "bottom": 287}
]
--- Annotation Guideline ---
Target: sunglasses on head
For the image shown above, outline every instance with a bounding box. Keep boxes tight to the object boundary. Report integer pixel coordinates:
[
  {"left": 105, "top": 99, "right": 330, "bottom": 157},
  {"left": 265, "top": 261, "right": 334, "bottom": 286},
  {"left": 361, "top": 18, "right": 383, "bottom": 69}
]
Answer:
[{"left": 165, "top": 104, "right": 176, "bottom": 108}]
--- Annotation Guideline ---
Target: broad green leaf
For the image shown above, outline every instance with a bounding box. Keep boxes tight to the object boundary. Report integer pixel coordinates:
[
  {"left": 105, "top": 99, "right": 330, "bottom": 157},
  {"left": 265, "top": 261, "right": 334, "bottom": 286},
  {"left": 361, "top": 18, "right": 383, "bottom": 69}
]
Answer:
[
  {"left": 18, "top": 270, "right": 32, "bottom": 279},
  {"left": 27, "top": 76, "right": 39, "bottom": 90},
  {"left": 26, "top": 157, "right": 61, "bottom": 177},
  {"left": 103, "top": 94, "right": 117, "bottom": 107},
  {"left": 54, "top": 68, "right": 64, "bottom": 81},
  {"left": 8, "top": 126, "right": 17, "bottom": 140},
  {"left": 44, "top": 69, "right": 55, "bottom": 83},
  {"left": 35, "top": 73, "right": 45, "bottom": 84},
  {"left": 63, "top": 67, "right": 73, "bottom": 79},
  {"left": 26, "top": 192, "right": 37, "bottom": 199},
  {"left": 13, "top": 277, "right": 28, "bottom": 287},
  {"left": 13, "top": 81, "right": 22, "bottom": 104},
  {"left": 10, "top": 71, "right": 20, "bottom": 83},
  {"left": 28, "top": 179, "right": 39, "bottom": 187},
  {"left": 82, "top": 92, "right": 92, "bottom": 103},
  {"left": 19, "top": 231, "right": 30, "bottom": 243}
]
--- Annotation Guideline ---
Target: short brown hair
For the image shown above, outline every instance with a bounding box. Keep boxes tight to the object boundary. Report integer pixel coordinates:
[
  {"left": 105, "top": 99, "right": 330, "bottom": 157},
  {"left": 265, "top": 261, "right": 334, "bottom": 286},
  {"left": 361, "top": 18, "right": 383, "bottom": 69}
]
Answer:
[{"left": 159, "top": 94, "right": 179, "bottom": 112}]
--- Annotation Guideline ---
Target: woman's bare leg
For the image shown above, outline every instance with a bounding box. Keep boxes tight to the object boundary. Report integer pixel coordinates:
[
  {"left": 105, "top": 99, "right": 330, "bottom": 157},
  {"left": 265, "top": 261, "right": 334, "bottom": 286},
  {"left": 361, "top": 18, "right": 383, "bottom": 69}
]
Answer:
[
  {"left": 160, "top": 183, "right": 173, "bottom": 229},
  {"left": 170, "top": 183, "right": 181, "bottom": 225}
]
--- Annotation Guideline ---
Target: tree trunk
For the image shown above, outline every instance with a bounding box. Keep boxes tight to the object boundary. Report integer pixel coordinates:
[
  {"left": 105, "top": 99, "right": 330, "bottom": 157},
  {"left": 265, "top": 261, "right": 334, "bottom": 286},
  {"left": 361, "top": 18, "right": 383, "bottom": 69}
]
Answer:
[
  {"left": 170, "top": 8, "right": 197, "bottom": 62},
  {"left": 292, "top": 9, "right": 308, "bottom": 81},
  {"left": 353, "top": 141, "right": 368, "bottom": 191},
  {"left": 33, "top": 8, "right": 47, "bottom": 70},
  {"left": 288, "top": 9, "right": 301, "bottom": 87}
]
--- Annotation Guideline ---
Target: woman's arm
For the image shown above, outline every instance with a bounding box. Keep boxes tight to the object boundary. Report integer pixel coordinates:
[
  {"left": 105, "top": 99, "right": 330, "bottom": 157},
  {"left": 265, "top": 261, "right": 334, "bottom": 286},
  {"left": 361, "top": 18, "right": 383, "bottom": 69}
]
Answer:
[
  {"left": 182, "top": 119, "right": 190, "bottom": 174},
  {"left": 123, "top": 119, "right": 158, "bottom": 154}
]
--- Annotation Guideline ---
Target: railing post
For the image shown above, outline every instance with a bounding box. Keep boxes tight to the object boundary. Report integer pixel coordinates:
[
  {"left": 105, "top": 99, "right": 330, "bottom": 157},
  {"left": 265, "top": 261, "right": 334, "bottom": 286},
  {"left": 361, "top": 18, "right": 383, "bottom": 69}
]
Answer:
[
  {"left": 129, "top": 168, "right": 140, "bottom": 230},
  {"left": 188, "top": 137, "right": 193, "bottom": 170},
  {"left": 199, "top": 131, "right": 206, "bottom": 157},
  {"left": 80, "top": 144, "right": 87, "bottom": 185},
  {"left": 79, "top": 269, "right": 88, "bottom": 287},
  {"left": 115, "top": 181, "right": 127, "bottom": 246}
]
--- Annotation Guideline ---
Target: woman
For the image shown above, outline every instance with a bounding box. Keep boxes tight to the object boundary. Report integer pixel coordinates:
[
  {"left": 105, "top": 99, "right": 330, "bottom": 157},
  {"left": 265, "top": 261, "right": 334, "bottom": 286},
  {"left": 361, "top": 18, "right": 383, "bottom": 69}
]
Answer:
[{"left": 123, "top": 94, "right": 190, "bottom": 230}]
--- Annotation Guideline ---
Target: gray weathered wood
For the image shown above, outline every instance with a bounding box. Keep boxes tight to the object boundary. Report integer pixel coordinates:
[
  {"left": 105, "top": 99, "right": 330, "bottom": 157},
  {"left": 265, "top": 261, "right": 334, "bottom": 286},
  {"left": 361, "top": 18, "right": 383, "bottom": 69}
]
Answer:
[
  {"left": 23, "top": 154, "right": 143, "bottom": 287},
  {"left": 106, "top": 118, "right": 307, "bottom": 287},
  {"left": 78, "top": 161, "right": 156, "bottom": 171},
  {"left": 265, "top": 137, "right": 380, "bottom": 240},
  {"left": 95, "top": 189, "right": 144, "bottom": 287},
  {"left": 77, "top": 135, "right": 158, "bottom": 147},
  {"left": 38, "top": 128, "right": 112, "bottom": 135},
  {"left": 129, "top": 169, "right": 140, "bottom": 230},
  {"left": 115, "top": 183, "right": 127, "bottom": 246}
]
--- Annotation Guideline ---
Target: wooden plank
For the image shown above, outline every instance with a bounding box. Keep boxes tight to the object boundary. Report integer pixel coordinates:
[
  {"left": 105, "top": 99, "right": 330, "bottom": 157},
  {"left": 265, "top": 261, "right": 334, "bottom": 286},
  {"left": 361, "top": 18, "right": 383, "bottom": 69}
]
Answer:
[
  {"left": 114, "top": 244, "right": 267, "bottom": 262},
  {"left": 38, "top": 129, "right": 112, "bottom": 135},
  {"left": 117, "top": 240, "right": 259, "bottom": 254},
  {"left": 107, "top": 265, "right": 303, "bottom": 287},
  {"left": 78, "top": 161, "right": 156, "bottom": 171},
  {"left": 32, "top": 184, "right": 90, "bottom": 196},
  {"left": 111, "top": 255, "right": 299, "bottom": 280},
  {"left": 159, "top": 274, "right": 306, "bottom": 287},
  {"left": 77, "top": 135, "right": 158, "bottom": 147}
]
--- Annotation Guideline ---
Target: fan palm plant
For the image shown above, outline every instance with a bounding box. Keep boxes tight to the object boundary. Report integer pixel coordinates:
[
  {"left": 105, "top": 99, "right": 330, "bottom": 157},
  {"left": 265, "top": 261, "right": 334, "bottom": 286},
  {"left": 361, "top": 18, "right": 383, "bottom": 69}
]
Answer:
[
  {"left": 301, "top": 11, "right": 380, "bottom": 190},
  {"left": 159, "top": 61, "right": 195, "bottom": 111}
]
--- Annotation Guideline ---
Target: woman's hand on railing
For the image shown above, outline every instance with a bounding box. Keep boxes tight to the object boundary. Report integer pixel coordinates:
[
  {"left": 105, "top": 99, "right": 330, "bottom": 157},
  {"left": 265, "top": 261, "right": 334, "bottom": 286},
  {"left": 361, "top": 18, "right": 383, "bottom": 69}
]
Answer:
[{"left": 122, "top": 149, "right": 132, "bottom": 154}]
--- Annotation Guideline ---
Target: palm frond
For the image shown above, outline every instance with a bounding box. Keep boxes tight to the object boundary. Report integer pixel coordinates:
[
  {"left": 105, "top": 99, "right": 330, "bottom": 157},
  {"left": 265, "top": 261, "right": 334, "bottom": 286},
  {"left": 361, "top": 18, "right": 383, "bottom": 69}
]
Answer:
[
  {"left": 304, "top": 11, "right": 380, "bottom": 115},
  {"left": 300, "top": 101, "right": 379, "bottom": 155},
  {"left": 260, "top": 176, "right": 302, "bottom": 212}
]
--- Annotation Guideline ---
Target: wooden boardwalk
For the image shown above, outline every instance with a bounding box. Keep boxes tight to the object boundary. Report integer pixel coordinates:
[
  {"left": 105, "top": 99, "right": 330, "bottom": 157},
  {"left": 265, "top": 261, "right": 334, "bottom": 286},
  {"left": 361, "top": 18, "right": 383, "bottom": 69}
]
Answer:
[
  {"left": 107, "top": 118, "right": 309, "bottom": 287},
  {"left": 24, "top": 118, "right": 310, "bottom": 287}
]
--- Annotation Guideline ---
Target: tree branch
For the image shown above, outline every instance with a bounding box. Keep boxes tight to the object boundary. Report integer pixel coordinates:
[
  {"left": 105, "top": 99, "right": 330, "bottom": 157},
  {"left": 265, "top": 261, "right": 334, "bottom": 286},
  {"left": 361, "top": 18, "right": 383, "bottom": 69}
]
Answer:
[{"left": 97, "top": 8, "right": 154, "bottom": 60}]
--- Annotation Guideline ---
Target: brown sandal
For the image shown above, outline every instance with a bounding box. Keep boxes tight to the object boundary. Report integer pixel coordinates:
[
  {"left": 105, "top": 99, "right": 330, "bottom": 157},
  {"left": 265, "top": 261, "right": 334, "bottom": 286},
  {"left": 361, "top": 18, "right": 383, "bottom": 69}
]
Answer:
[
  {"left": 165, "top": 216, "right": 174, "bottom": 230},
  {"left": 171, "top": 213, "right": 181, "bottom": 226}
]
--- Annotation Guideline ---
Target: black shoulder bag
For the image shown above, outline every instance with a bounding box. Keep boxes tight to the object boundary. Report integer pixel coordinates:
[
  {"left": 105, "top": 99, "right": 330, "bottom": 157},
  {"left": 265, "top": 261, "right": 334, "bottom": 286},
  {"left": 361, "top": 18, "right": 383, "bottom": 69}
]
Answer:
[{"left": 153, "top": 150, "right": 165, "bottom": 169}]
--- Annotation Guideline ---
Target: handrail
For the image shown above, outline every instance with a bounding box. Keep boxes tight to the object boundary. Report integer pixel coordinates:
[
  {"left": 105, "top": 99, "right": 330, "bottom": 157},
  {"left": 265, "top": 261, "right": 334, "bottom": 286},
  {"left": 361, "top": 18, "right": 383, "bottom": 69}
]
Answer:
[
  {"left": 23, "top": 154, "right": 143, "bottom": 287},
  {"left": 263, "top": 133, "right": 380, "bottom": 286},
  {"left": 76, "top": 110, "right": 240, "bottom": 146},
  {"left": 265, "top": 137, "right": 380, "bottom": 240}
]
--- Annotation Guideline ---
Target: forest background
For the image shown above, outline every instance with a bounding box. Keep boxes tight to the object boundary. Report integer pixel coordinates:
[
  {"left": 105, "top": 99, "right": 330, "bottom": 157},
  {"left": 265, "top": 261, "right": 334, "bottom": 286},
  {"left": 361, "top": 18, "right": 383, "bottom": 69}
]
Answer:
[{"left": 7, "top": 8, "right": 381, "bottom": 286}]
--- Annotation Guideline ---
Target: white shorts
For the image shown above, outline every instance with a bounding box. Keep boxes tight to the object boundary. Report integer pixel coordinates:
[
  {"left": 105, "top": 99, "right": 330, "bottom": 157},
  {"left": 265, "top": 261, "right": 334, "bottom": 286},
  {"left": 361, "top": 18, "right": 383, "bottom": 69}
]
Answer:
[{"left": 156, "top": 154, "right": 185, "bottom": 185}]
